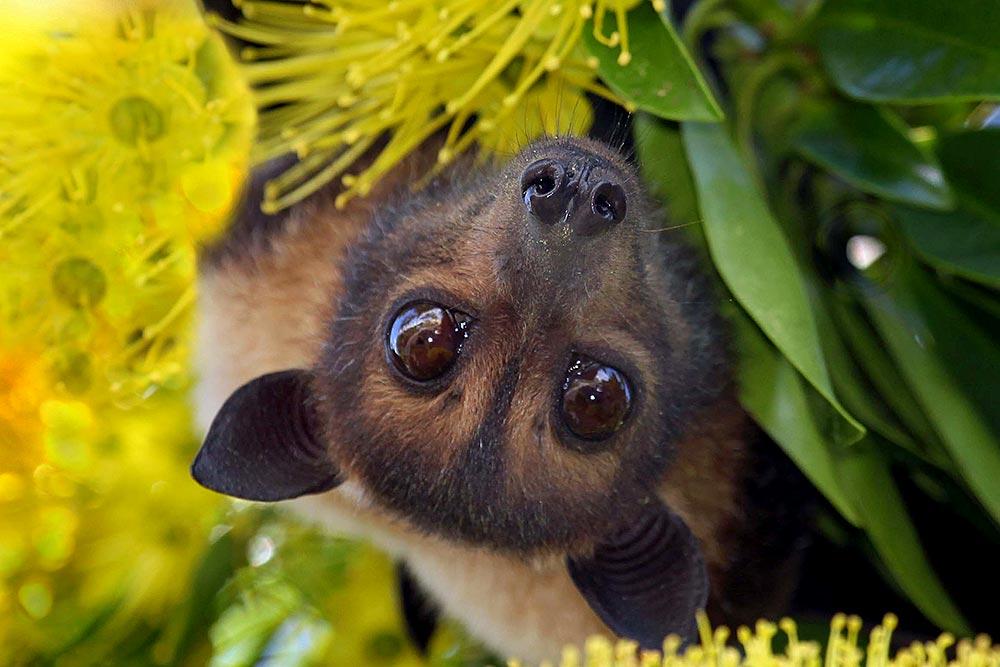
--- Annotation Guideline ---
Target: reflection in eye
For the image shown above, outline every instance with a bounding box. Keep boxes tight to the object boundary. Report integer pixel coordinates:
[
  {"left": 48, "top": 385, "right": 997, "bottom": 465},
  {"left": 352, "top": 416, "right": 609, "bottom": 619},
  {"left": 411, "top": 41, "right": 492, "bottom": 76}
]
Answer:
[
  {"left": 387, "top": 301, "right": 472, "bottom": 382},
  {"left": 561, "top": 354, "right": 632, "bottom": 441}
]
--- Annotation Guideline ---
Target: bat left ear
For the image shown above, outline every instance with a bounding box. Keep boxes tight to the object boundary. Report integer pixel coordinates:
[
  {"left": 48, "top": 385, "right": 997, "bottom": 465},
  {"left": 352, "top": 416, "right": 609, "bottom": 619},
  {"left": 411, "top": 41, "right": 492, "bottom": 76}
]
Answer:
[
  {"left": 567, "top": 501, "right": 708, "bottom": 650},
  {"left": 191, "top": 370, "right": 342, "bottom": 501}
]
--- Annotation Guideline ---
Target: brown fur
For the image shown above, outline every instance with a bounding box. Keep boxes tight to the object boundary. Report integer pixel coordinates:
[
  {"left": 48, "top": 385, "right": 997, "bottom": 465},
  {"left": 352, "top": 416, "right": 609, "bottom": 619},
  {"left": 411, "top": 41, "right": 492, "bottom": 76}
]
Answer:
[
  {"left": 305, "top": 138, "right": 731, "bottom": 554},
  {"left": 195, "top": 139, "right": 804, "bottom": 662}
]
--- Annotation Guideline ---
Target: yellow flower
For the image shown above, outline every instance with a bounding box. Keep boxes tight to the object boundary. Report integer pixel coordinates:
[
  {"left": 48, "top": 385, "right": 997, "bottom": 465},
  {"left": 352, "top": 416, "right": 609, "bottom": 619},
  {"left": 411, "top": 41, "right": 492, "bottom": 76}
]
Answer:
[
  {"left": 213, "top": 0, "right": 660, "bottom": 212},
  {"left": 508, "top": 613, "right": 1000, "bottom": 667},
  {"left": 0, "top": 350, "right": 47, "bottom": 473},
  {"left": 0, "top": 0, "right": 255, "bottom": 404},
  {"left": 0, "top": 1, "right": 254, "bottom": 661}
]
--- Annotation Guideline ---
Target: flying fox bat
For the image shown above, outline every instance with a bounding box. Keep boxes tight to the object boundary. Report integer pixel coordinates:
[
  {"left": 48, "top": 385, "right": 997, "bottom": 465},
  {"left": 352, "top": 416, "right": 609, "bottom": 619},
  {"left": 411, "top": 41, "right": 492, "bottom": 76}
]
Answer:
[{"left": 192, "top": 136, "right": 807, "bottom": 662}]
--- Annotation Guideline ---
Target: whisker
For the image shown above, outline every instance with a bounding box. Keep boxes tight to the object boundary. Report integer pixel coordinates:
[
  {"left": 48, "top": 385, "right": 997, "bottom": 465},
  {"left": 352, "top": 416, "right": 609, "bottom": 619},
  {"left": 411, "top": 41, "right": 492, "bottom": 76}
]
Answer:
[
  {"left": 554, "top": 80, "right": 564, "bottom": 136},
  {"left": 569, "top": 93, "right": 583, "bottom": 136},
  {"left": 640, "top": 220, "right": 703, "bottom": 233}
]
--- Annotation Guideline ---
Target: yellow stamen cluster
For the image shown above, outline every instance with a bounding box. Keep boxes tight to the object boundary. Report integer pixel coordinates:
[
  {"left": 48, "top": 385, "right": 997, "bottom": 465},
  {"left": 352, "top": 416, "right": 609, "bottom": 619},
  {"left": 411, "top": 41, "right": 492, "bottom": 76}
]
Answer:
[
  {"left": 0, "top": 2, "right": 253, "bottom": 660},
  {"left": 508, "top": 613, "right": 999, "bottom": 667},
  {"left": 0, "top": 3, "right": 253, "bottom": 407},
  {"left": 214, "top": 0, "right": 661, "bottom": 212}
]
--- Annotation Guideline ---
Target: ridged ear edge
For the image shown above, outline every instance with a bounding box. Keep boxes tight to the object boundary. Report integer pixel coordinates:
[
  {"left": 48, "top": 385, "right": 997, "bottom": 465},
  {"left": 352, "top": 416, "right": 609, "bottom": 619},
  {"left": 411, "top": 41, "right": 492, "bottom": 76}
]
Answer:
[
  {"left": 567, "top": 502, "right": 708, "bottom": 649},
  {"left": 192, "top": 370, "right": 342, "bottom": 501}
]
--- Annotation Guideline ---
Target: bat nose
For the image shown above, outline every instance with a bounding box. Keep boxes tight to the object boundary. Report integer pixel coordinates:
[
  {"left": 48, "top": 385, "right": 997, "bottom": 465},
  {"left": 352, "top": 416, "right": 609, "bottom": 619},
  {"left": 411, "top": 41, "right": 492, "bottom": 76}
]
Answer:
[{"left": 520, "top": 157, "right": 627, "bottom": 237}]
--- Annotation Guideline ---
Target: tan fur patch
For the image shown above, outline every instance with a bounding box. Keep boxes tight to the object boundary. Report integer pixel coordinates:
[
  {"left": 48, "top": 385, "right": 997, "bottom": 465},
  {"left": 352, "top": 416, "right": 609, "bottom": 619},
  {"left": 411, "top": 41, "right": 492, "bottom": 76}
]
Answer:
[{"left": 290, "top": 490, "right": 611, "bottom": 663}]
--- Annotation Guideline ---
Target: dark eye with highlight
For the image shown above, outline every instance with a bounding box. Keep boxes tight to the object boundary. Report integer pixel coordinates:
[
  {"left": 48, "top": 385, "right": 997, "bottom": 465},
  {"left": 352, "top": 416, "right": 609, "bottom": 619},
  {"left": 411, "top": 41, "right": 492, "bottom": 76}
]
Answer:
[
  {"left": 561, "top": 354, "right": 632, "bottom": 441},
  {"left": 387, "top": 301, "right": 472, "bottom": 382}
]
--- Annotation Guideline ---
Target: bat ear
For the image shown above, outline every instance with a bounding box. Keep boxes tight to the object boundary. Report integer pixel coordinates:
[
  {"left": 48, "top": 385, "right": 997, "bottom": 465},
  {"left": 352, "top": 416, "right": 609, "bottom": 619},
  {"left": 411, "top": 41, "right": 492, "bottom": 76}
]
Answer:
[
  {"left": 567, "top": 502, "right": 708, "bottom": 650},
  {"left": 192, "top": 370, "right": 342, "bottom": 501}
]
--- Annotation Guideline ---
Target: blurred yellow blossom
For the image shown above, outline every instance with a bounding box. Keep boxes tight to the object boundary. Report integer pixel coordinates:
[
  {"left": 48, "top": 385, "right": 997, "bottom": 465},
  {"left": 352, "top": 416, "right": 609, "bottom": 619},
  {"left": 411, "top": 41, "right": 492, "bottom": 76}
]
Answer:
[
  {"left": 211, "top": 0, "right": 658, "bottom": 212},
  {"left": 0, "top": 2, "right": 503, "bottom": 664},
  {"left": 0, "top": 1, "right": 254, "bottom": 661}
]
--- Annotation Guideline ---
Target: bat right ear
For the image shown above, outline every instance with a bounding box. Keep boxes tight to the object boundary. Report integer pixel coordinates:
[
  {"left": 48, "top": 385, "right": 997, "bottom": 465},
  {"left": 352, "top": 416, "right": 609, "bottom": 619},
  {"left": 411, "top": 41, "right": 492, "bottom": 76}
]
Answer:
[
  {"left": 567, "top": 501, "right": 708, "bottom": 650},
  {"left": 191, "top": 370, "right": 342, "bottom": 501}
]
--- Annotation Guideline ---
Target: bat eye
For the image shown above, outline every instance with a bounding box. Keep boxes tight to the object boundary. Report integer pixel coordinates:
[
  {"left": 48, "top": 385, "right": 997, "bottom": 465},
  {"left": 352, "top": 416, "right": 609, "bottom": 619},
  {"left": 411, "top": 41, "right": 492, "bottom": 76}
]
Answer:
[
  {"left": 387, "top": 301, "right": 472, "bottom": 382},
  {"left": 561, "top": 354, "right": 632, "bottom": 441}
]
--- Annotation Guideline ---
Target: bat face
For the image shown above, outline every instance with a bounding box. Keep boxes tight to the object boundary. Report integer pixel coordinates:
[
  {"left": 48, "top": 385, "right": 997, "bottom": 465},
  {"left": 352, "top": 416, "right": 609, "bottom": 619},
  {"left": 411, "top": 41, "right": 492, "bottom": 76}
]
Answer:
[
  {"left": 311, "top": 137, "right": 729, "bottom": 553},
  {"left": 192, "top": 135, "right": 733, "bottom": 647}
]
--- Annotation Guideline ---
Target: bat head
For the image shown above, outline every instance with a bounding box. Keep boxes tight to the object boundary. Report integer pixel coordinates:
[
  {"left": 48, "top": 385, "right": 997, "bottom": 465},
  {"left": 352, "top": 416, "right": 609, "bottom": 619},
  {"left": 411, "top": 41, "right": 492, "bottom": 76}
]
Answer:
[
  {"left": 194, "top": 136, "right": 729, "bottom": 552},
  {"left": 313, "top": 136, "right": 729, "bottom": 551},
  {"left": 193, "top": 136, "right": 726, "bottom": 646}
]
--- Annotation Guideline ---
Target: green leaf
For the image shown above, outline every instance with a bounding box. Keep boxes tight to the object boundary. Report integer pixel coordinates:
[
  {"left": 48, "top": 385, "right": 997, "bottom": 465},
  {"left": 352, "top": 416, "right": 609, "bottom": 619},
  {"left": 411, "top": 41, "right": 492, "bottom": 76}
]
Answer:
[
  {"left": 734, "top": 311, "right": 860, "bottom": 525},
  {"left": 906, "top": 268, "right": 1000, "bottom": 439},
  {"left": 828, "top": 298, "right": 945, "bottom": 458},
  {"left": 585, "top": 3, "right": 723, "bottom": 121},
  {"left": 838, "top": 443, "right": 969, "bottom": 633},
  {"left": 896, "top": 127, "right": 1000, "bottom": 287},
  {"left": 896, "top": 205, "right": 1000, "bottom": 287},
  {"left": 793, "top": 101, "right": 953, "bottom": 210},
  {"left": 634, "top": 114, "right": 700, "bottom": 226},
  {"left": 210, "top": 583, "right": 302, "bottom": 667},
  {"left": 862, "top": 270, "right": 1000, "bottom": 526},
  {"left": 167, "top": 531, "right": 246, "bottom": 665},
  {"left": 944, "top": 274, "right": 1000, "bottom": 324},
  {"left": 814, "top": 299, "right": 932, "bottom": 461},
  {"left": 815, "top": 0, "right": 1000, "bottom": 103},
  {"left": 743, "top": 298, "right": 967, "bottom": 630},
  {"left": 937, "top": 129, "right": 1000, "bottom": 220},
  {"left": 257, "top": 614, "right": 332, "bottom": 667},
  {"left": 682, "top": 121, "right": 864, "bottom": 445}
]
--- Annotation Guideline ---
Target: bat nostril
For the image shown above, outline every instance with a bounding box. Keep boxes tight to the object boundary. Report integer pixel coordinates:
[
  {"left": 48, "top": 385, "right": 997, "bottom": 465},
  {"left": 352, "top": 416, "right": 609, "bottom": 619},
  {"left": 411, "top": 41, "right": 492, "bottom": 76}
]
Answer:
[
  {"left": 532, "top": 173, "right": 556, "bottom": 195},
  {"left": 591, "top": 182, "right": 626, "bottom": 225},
  {"left": 521, "top": 155, "right": 626, "bottom": 236},
  {"left": 521, "top": 159, "right": 567, "bottom": 223},
  {"left": 571, "top": 180, "right": 626, "bottom": 237}
]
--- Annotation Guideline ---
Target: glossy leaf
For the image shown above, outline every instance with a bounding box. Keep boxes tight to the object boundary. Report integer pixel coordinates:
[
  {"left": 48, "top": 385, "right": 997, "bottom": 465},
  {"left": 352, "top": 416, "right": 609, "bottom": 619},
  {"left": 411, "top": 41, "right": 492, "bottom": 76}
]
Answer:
[
  {"left": 906, "top": 268, "right": 1000, "bottom": 439},
  {"left": 863, "top": 270, "right": 1000, "bottom": 526},
  {"left": 838, "top": 443, "right": 968, "bottom": 633},
  {"left": 585, "top": 3, "right": 723, "bottom": 121},
  {"left": 682, "top": 121, "right": 864, "bottom": 445},
  {"left": 167, "top": 531, "right": 245, "bottom": 665},
  {"left": 896, "top": 126, "right": 1000, "bottom": 286},
  {"left": 734, "top": 311, "right": 860, "bottom": 525},
  {"left": 793, "top": 101, "right": 953, "bottom": 210},
  {"left": 897, "top": 205, "right": 1000, "bottom": 287},
  {"left": 634, "top": 114, "right": 700, "bottom": 227},
  {"left": 828, "top": 298, "right": 944, "bottom": 457},
  {"left": 815, "top": 298, "right": 932, "bottom": 462},
  {"left": 816, "top": 0, "right": 1000, "bottom": 103},
  {"left": 937, "top": 129, "right": 1000, "bottom": 219},
  {"left": 944, "top": 275, "right": 1000, "bottom": 323},
  {"left": 209, "top": 583, "right": 302, "bottom": 667},
  {"left": 257, "top": 614, "right": 333, "bottom": 666}
]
